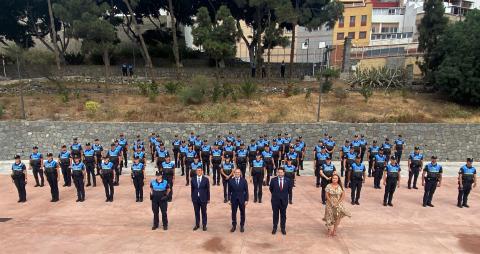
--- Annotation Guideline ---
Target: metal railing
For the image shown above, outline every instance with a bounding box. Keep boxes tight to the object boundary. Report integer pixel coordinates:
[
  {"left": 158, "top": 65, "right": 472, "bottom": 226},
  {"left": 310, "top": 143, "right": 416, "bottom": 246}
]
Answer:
[{"left": 350, "top": 42, "right": 420, "bottom": 59}]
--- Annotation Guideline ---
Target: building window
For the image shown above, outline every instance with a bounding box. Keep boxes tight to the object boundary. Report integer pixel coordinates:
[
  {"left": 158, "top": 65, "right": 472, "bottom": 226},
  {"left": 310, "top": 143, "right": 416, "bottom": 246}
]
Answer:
[
  {"left": 359, "top": 31, "right": 367, "bottom": 39},
  {"left": 348, "top": 32, "right": 355, "bottom": 39},
  {"left": 339, "top": 16, "right": 344, "bottom": 28},
  {"left": 349, "top": 16, "right": 356, "bottom": 27},
  {"left": 361, "top": 15, "right": 367, "bottom": 26},
  {"left": 337, "top": 32, "right": 345, "bottom": 40}
]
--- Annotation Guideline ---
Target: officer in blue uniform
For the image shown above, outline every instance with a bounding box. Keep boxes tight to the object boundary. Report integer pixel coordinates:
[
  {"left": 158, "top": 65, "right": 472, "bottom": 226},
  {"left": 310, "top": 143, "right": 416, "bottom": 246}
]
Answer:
[
  {"left": 351, "top": 135, "right": 361, "bottom": 158},
  {"left": 11, "top": 155, "right": 27, "bottom": 202},
  {"left": 285, "top": 146, "right": 299, "bottom": 169},
  {"left": 383, "top": 156, "right": 401, "bottom": 206},
  {"left": 235, "top": 143, "right": 248, "bottom": 177},
  {"left": 251, "top": 154, "right": 266, "bottom": 203},
  {"left": 320, "top": 157, "right": 336, "bottom": 205},
  {"left": 281, "top": 133, "right": 292, "bottom": 161},
  {"left": 133, "top": 145, "right": 146, "bottom": 164},
  {"left": 359, "top": 134, "right": 368, "bottom": 163},
  {"left": 149, "top": 132, "right": 157, "bottom": 163},
  {"left": 256, "top": 136, "right": 265, "bottom": 154},
  {"left": 294, "top": 137, "right": 306, "bottom": 176},
  {"left": 58, "top": 145, "right": 72, "bottom": 187},
  {"left": 373, "top": 148, "right": 387, "bottom": 189},
  {"left": 188, "top": 132, "right": 197, "bottom": 146},
  {"left": 349, "top": 156, "right": 366, "bottom": 205},
  {"left": 226, "top": 131, "right": 235, "bottom": 144},
  {"left": 71, "top": 156, "right": 86, "bottom": 202},
  {"left": 221, "top": 156, "right": 235, "bottom": 203},
  {"left": 407, "top": 147, "right": 424, "bottom": 189},
  {"left": 100, "top": 156, "right": 115, "bottom": 202},
  {"left": 83, "top": 143, "right": 96, "bottom": 187},
  {"left": 29, "top": 146, "right": 44, "bottom": 187},
  {"left": 70, "top": 137, "right": 83, "bottom": 160},
  {"left": 223, "top": 142, "right": 235, "bottom": 161},
  {"left": 381, "top": 138, "right": 392, "bottom": 159},
  {"left": 194, "top": 135, "right": 203, "bottom": 155},
  {"left": 210, "top": 144, "right": 223, "bottom": 186},
  {"left": 184, "top": 145, "right": 197, "bottom": 186},
  {"left": 270, "top": 139, "right": 282, "bottom": 174},
  {"left": 422, "top": 156, "right": 443, "bottom": 207},
  {"left": 171, "top": 134, "right": 181, "bottom": 166},
  {"left": 93, "top": 139, "right": 103, "bottom": 175},
  {"left": 235, "top": 135, "right": 243, "bottom": 151},
  {"left": 161, "top": 156, "right": 176, "bottom": 202},
  {"left": 150, "top": 172, "right": 170, "bottom": 230},
  {"left": 215, "top": 135, "right": 225, "bottom": 150},
  {"left": 132, "top": 135, "right": 145, "bottom": 152},
  {"left": 131, "top": 156, "right": 145, "bottom": 202},
  {"left": 284, "top": 160, "right": 296, "bottom": 204},
  {"left": 155, "top": 143, "right": 169, "bottom": 174},
  {"left": 247, "top": 139, "right": 258, "bottom": 167},
  {"left": 325, "top": 136, "right": 336, "bottom": 159},
  {"left": 262, "top": 145, "right": 275, "bottom": 186},
  {"left": 367, "top": 140, "right": 380, "bottom": 177},
  {"left": 108, "top": 143, "right": 122, "bottom": 186},
  {"left": 314, "top": 146, "right": 330, "bottom": 188},
  {"left": 340, "top": 140, "right": 350, "bottom": 177},
  {"left": 44, "top": 153, "right": 60, "bottom": 202},
  {"left": 344, "top": 147, "right": 357, "bottom": 188},
  {"left": 179, "top": 140, "right": 188, "bottom": 176},
  {"left": 191, "top": 156, "right": 203, "bottom": 187},
  {"left": 457, "top": 158, "right": 477, "bottom": 208},
  {"left": 201, "top": 139, "right": 211, "bottom": 175},
  {"left": 118, "top": 133, "right": 128, "bottom": 168},
  {"left": 394, "top": 135, "right": 405, "bottom": 163}
]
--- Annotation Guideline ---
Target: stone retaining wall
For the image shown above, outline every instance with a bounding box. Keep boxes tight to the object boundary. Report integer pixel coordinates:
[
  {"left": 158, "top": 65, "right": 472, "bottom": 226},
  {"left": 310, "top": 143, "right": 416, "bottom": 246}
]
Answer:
[{"left": 1, "top": 121, "right": 478, "bottom": 161}]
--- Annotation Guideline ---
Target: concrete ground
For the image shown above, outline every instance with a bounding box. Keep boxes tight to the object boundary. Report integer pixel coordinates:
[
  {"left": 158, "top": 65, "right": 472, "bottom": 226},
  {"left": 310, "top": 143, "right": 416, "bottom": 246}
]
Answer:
[{"left": 1, "top": 159, "right": 480, "bottom": 254}]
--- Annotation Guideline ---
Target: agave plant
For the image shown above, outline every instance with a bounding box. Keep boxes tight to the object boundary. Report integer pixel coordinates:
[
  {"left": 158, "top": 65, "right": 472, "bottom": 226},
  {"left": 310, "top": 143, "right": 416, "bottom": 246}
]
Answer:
[{"left": 348, "top": 66, "right": 406, "bottom": 91}]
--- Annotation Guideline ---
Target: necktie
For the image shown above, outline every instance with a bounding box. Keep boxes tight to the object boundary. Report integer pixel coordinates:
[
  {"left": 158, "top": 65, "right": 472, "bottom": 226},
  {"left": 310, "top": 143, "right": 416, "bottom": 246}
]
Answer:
[
  {"left": 197, "top": 177, "right": 201, "bottom": 187},
  {"left": 280, "top": 178, "right": 283, "bottom": 191},
  {"left": 236, "top": 178, "right": 239, "bottom": 185}
]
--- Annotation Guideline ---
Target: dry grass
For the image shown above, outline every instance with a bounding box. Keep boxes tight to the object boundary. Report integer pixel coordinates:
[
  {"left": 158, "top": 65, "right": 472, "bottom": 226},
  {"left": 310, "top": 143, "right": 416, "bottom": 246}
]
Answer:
[{"left": 0, "top": 89, "right": 479, "bottom": 123}]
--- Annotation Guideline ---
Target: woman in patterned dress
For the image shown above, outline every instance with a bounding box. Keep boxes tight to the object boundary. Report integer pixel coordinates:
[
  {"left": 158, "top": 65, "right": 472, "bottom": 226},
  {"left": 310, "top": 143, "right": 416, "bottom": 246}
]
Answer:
[{"left": 323, "top": 174, "right": 351, "bottom": 236}]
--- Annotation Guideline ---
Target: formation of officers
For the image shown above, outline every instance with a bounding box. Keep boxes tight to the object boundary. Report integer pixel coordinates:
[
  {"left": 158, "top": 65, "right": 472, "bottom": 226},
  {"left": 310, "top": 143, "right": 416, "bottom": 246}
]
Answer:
[{"left": 10, "top": 132, "right": 477, "bottom": 233}]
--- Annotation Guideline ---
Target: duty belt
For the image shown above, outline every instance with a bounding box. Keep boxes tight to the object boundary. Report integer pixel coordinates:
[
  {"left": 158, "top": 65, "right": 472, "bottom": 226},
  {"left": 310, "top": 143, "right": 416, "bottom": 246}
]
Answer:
[
  {"left": 101, "top": 169, "right": 113, "bottom": 175},
  {"left": 252, "top": 167, "right": 263, "bottom": 174},
  {"left": 45, "top": 167, "right": 56, "bottom": 173},
  {"left": 164, "top": 168, "right": 174, "bottom": 176},
  {"left": 352, "top": 172, "right": 363, "bottom": 180},
  {"left": 462, "top": 175, "right": 474, "bottom": 181},
  {"left": 84, "top": 157, "right": 95, "bottom": 164},
  {"left": 212, "top": 157, "right": 222, "bottom": 163},
  {"left": 12, "top": 170, "right": 24, "bottom": 176},
  {"left": 237, "top": 157, "right": 246, "bottom": 163},
  {"left": 387, "top": 172, "right": 399, "bottom": 178},
  {"left": 132, "top": 170, "right": 143, "bottom": 176},
  {"left": 324, "top": 171, "right": 334, "bottom": 177},
  {"left": 72, "top": 170, "right": 83, "bottom": 176},
  {"left": 60, "top": 159, "right": 70, "bottom": 166},
  {"left": 30, "top": 160, "right": 41, "bottom": 167}
]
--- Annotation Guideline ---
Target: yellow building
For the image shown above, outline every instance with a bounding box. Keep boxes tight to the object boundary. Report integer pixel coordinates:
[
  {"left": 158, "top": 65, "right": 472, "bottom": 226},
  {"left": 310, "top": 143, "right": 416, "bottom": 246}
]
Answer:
[{"left": 332, "top": 0, "right": 372, "bottom": 46}]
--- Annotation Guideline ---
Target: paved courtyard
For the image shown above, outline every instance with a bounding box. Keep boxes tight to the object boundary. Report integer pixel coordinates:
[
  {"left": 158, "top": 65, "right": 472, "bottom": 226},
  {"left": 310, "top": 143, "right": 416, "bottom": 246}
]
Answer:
[{"left": 0, "top": 160, "right": 479, "bottom": 253}]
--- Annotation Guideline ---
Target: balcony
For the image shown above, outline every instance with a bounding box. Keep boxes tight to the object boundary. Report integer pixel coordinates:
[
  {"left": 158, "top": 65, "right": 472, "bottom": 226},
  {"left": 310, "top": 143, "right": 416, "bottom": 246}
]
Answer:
[{"left": 372, "top": 7, "right": 405, "bottom": 15}]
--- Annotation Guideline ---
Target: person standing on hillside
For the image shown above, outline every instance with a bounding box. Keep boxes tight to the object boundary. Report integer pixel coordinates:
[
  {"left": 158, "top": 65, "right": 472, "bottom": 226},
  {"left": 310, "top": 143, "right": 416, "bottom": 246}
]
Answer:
[{"left": 280, "top": 61, "right": 286, "bottom": 78}]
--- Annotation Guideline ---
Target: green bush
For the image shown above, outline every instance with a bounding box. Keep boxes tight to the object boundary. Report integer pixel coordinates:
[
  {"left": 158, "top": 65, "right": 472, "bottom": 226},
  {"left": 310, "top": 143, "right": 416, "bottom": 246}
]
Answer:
[
  {"left": 179, "top": 86, "right": 205, "bottom": 105},
  {"left": 197, "top": 104, "right": 240, "bottom": 121},
  {"left": 222, "top": 83, "right": 234, "bottom": 98},
  {"left": 348, "top": 66, "right": 406, "bottom": 90},
  {"left": 64, "top": 52, "right": 85, "bottom": 65},
  {"left": 321, "top": 80, "right": 333, "bottom": 93},
  {"left": 164, "top": 81, "right": 182, "bottom": 95},
  {"left": 85, "top": 101, "right": 100, "bottom": 118},
  {"left": 24, "top": 49, "right": 56, "bottom": 65},
  {"left": 359, "top": 84, "right": 373, "bottom": 103},
  {"left": 240, "top": 80, "right": 258, "bottom": 99},
  {"left": 305, "top": 88, "right": 312, "bottom": 99},
  {"left": 333, "top": 88, "right": 349, "bottom": 103},
  {"left": 0, "top": 104, "right": 4, "bottom": 118},
  {"left": 212, "top": 83, "right": 222, "bottom": 103},
  {"left": 292, "top": 87, "right": 301, "bottom": 95}
]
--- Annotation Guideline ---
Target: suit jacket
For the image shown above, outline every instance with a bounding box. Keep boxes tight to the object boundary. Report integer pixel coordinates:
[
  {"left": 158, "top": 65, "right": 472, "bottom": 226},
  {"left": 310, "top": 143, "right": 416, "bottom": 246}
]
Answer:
[
  {"left": 228, "top": 177, "right": 249, "bottom": 203},
  {"left": 191, "top": 175, "right": 210, "bottom": 203},
  {"left": 269, "top": 176, "right": 292, "bottom": 206}
]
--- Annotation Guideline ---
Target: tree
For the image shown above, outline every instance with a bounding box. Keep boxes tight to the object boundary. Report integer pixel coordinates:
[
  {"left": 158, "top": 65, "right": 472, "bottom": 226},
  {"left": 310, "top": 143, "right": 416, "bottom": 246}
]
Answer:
[
  {"left": 192, "top": 6, "right": 237, "bottom": 74},
  {"left": 433, "top": 10, "right": 480, "bottom": 105},
  {"left": 316, "top": 67, "right": 339, "bottom": 121},
  {"left": 417, "top": 0, "right": 448, "bottom": 85},
  {"left": 47, "top": 0, "right": 62, "bottom": 70}
]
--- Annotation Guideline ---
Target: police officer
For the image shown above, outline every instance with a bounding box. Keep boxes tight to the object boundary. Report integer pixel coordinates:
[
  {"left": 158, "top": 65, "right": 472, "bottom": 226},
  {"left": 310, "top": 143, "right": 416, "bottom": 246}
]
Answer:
[
  {"left": 285, "top": 146, "right": 299, "bottom": 169},
  {"left": 58, "top": 145, "right": 72, "bottom": 187},
  {"left": 247, "top": 139, "right": 258, "bottom": 167},
  {"left": 394, "top": 135, "right": 405, "bottom": 163},
  {"left": 11, "top": 155, "right": 27, "bottom": 202},
  {"left": 184, "top": 145, "right": 197, "bottom": 186},
  {"left": 367, "top": 140, "right": 380, "bottom": 177},
  {"left": 150, "top": 172, "right": 170, "bottom": 230},
  {"left": 210, "top": 144, "right": 223, "bottom": 186},
  {"left": 70, "top": 137, "right": 83, "bottom": 159},
  {"left": 314, "top": 146, "right": 330, "bottom": 188},
  {"left": 223, "top": 141, "right": 235, "bottom": 161},
  {"left": 191, "top": 156, "right": 203, "bottom": 188},
  {"left": 188, "top": 132, "right": 197, "bottom": 146},
  {"left": 133, "top": 145, "right": 146, "bottom": 165},
  {"left": 262, "top": 145, "right": 275, "bottom": 186},
  {"left": 92, "top": 139, "right": 103, "bottom": 175},
  {"left": 373, "top": 148, "right": 387, "bottom": 189},
  {"left": 383, "top": 156, "right": 401, "bottom": 206},
  {"left": 132, "top": 135, "right": 145, "bottom": 152},
  {"left": 359, "top": 134, "right": 368, "bottom": 163},
  {"left": 320, "top": 157, "right": 336, "bottom": 205},
  {"left": 351, "top": 135, "right": 361, "bottom": 157},
  {"left": 294, "top": 138, "right": 306, "bottom": 175},
  {"left": 235, "top": 135, "right": 243, "bottom": 151},
  {"left": 226, "top": 131, "right": 235, "bottom": 144},
  {"left": 344, "top": 146, "right": 357, "bottom": 188},
  {"left": 29, "top": 146, "right": 44, "bottom": 187},
  {"left": 381, "top": 138, "right": 392, "bottom": 159},
  {"left": 325, "top": 135, "right": 336, "bottom": 159},
  {"left": 256, "top": 136, "right": 265, "bottom": 154},
  {"left": 340, "top": 140, "right": 350, "bottom": 177},
  {"left": 131, "top": 156, "right": 145, "bottom": 202},
  {"left": 201, "top": 140, "right": 211, "bottom": 175},
  {"left": 149, "top": 132, "right": 157, "bottom": 163},
  {"left": 422, "top": 156, "right": 443, "bottom": 207},
  {"left": 215, "top": 135, "right": 225, "bottom": 150},
  {"left": 100, "top": 156, "right": 115, "bottom": 202},
  {"left": 284, "top": 160, "right": 296, "bottom": 204},
  {"left": 71, "top": 156, "right": 86, "bottom": 202},
  {"left": 118, "top": 133, "right": 128, "bottom": 168},
  {"left": 155, "top": 143, "right": 169, "bottom": 173},
  {"left": 170, "top": 134, "right": 180, "bottom": 166},
  {"left": 179, "top": 140, "right": 188, "bottom": 176},
  {"left": 194, "top": 135, "right": 203, "bottom": 155},
  {"left": 281, "top": 133, "right": 292, "bottom": 161},
  {"left": 83, "top": 143, "right": 96, "bottom": 187},
  {"left": 161, "top": 156, "right": 176, "bottom": 202},
  {"left": 235, "top": 143, "right": 248, "bottom": 177},
  {"left": 408, "top": 147, "right": 424, "bottom": 189},
  {"left": 349, "top": 156, "right": 366, "bottom": 205},
  {"left": 221, "top": 156, "right": 235, "bottom": 203},
  {"left": 457, "top": 158, "right": 477, "bottom": 208},
  {"left": 108, "top": 143, "right": 122, "bottom": 186},
  {"left": 251, "top": 154, "right": 266, "bottom": 203},
  {"left": 44, "top": 153, "right": 60, "bottom": 202},
  {"left": 271, "top": 139, "right": 282, "bottom": 174}
]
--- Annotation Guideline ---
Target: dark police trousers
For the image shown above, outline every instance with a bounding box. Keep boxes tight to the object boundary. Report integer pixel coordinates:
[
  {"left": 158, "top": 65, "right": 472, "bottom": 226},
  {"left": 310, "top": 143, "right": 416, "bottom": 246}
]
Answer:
[
  {"left": 395, "top": 151, "right": 403, "bottom": 163},
  {"left": 151, "top": 191, "right": 168, "bottom": 227},
  {"left": 60, "top": 164, "right": 71, "bottom": 186},
  {"left": 423, "top": 178, "right": 438, "bottom": 205},
  {"left": 237, "top": 162, "right": 247, "bottom": 178},
  {"left": 384, "top": 177, "right": 398, "bottom": 204},
  {"left": 315, "top": 161, "right": 325, "bottom": 186},
  {"left": 32, "top": 165, "right": 44, "bottom": 186},
  {"left": 321, "top": 176, "right": 332, "bottom": 203},
  {"left": 13, "top": 173, "right": 27, "bottom": 201},
  {"left": 374, "top": 165, "right": 384, "bottom": 188},
  {"left": 165, "top": 175, "right": 174, "bottom": 202},
  {"left": 46, "top": 171, "right": 59, "bottom": 200},
  {"left": 212, "top": 161, "right": 221, "bottom": 185},
  {"left": 132, "top": 173, "right": 144, "bottom": 200},
  {"left": 458, "top": 179, "right": 473, "bottom": 206},
  {"left": 173, "top": 149, "right": 180, "bottom": 167},
  {"left": 265, "top": 161, "right": 274, "bottom": 185},
  {"left": 72, "top": 172, "right": 85, "bottom": 200},
  {"left": 231, "top": 199, "right": 246, "bottom": 227},
  {"left": 202, "top": 157, "right": 210, "bottom": 175},
  {"left": 193, "top": 196, "right": 208, "bottom": 226},
  {"left": 85, "top": 163, "right": 96, "bottom": 186},
  {"left": 350, "top": 178, "right": 363, "bottom": 202},
  {"left": 285, "top": 173, "right": 295, "bottom": 203},
  {"left": 222, "top": 176, "right": 231, "bottom": 201},
  {"left": 102, "top": 172, "right": 114, "bottom": 199},
  {"left": 368, "top": 156, "right": 375, "bottom": 176},
  {"left": 111, "top": 159, "right": 120, "bottom": 184},
  {"left": 408, "top": 166, "right": 420, "bottom": 188},
  {"left": 252, "top": 171, "right": 264, "bottom": 202}
]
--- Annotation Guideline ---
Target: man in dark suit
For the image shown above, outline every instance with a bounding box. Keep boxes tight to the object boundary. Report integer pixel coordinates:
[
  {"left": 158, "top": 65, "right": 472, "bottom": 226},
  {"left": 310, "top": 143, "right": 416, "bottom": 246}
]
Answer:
[
  {"left": 269, "top": 167, "right": 292, "bottom": 235},
  {"left": 228, "top": 168, "right": 249, "bottom": 233},
  {"left": 191, "top": 167, "right": 210, "bottom": 231}
]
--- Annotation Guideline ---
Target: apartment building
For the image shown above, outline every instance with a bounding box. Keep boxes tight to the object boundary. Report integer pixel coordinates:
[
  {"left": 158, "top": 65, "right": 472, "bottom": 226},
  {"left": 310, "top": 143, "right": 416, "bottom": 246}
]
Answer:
[{"left": 332, "top": 0, "right": 373, "bottom": 46}]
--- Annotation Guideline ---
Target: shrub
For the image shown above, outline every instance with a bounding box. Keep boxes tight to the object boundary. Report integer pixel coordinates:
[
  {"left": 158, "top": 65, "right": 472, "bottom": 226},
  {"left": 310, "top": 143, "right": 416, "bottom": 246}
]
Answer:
[
  {"left": 222, "top": 83, "right": 234, "bottom": 98},
  {"left": 164, "top": 81, "right": 182, "bottom": 95},
  {"left": 197, "top": 104, "right": 240, "bottom": 121},
  {"left": 239, "top": 80, "right": 258, "bottom": 99},
  {"left": 24, "top": 49, "right": 56, "bottom": 65},
  {"left": 359, "top": 84, "right": 373, "bottom": 103},
  {"left": 333, "top": 88, "right": 349, "bottom": 103},
  {"left": 348, "top": 66, "right": 406, "bottom": 90},
  {"left": 179, "top": 86, "right": 205, "bottom": 105},
  {"left": 0, "top": 104, "right": 4, "bottom": 118},
  {"left": 305, "top": 88, "right": 312, "bottom": 99},
  {"left": 212, "top": 83, "right": 222, "bottom": 103},
  {"left": 85, "top": 101, "right": 100, "bottom": 117},
  {"left": 64, "top": 52, "right": 85, "bottom": 65},
  {"left": 292, "top": 87, "right": 301, "bottom": 95},
  {"left": 284, "top": 83, "right": 294, "bottom": 97}
]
